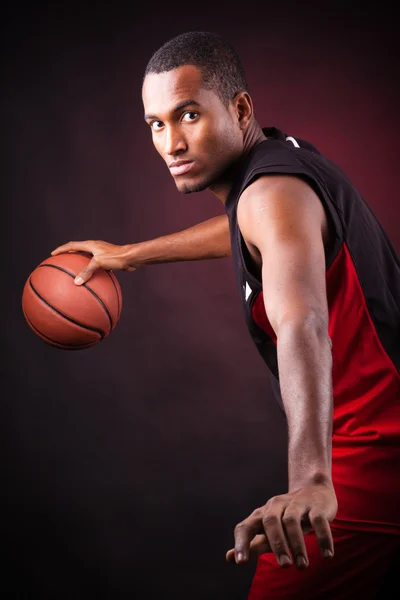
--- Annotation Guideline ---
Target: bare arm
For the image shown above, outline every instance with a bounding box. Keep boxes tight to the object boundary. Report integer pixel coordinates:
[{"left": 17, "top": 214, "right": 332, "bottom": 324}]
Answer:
[
  {"left": 127, "top": 213, "right": 231, "bottom": 266},
  {"left": 51, "top": 213, "right": 231, "bottom": 284},
  {"left": 230, "top": 174, "right": 337, "bottom": 569},
  {"left": 239, "top": 175, "right": 333, "bottom": 490}
]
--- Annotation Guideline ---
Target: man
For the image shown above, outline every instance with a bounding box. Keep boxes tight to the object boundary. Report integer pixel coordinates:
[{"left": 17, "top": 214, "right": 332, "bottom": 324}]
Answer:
[{"left": 51, "top": 31, "right": 400, "bottom": 599}]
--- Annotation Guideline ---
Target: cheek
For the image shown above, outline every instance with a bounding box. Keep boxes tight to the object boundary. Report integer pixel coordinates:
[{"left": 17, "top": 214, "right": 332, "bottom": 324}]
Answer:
[
  {"left": 195, "top": 117, "right": 237, "bottom": 158},
  {"left": 152, "top": 133, "right": 164, "bottom": 156},
  {"left": 207, "top": 132, "right": 238, "bottom": 164}
]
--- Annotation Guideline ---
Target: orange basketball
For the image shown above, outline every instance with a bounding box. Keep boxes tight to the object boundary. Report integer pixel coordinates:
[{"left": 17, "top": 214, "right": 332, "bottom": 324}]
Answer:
[{"left": 22, "top": 252, "right": 122, "bottom": 350}]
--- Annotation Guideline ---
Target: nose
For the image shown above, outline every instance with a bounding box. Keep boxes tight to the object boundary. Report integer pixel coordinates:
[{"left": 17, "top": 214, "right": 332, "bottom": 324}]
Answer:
[{"left": 164, "top": 126, "right": 187, "bottom": 156}]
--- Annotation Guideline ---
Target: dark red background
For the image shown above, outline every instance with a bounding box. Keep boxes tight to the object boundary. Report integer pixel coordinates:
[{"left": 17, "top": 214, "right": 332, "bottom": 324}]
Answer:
[{"left": 4, "top": 2, "right": 399, "bottom": 598}]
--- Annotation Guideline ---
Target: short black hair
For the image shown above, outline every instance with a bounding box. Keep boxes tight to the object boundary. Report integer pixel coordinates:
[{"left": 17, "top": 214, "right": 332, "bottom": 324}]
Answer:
[{"left": 144, "top": 31, "right": 248, "bottom": 105}]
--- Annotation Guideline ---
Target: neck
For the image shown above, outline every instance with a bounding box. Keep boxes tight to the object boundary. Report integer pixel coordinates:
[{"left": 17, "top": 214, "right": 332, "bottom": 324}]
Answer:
[
  {"left": 243, "top": 122, "right": 267, "bottom": 155},
  {"left": 210, "top": 122, "right": 267, "bottom": 204}
]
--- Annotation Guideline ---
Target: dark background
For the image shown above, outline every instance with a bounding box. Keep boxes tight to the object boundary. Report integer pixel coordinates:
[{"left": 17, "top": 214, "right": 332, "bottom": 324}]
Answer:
[{"left": 3, "top": 2, "right": 399, "bottom": 598}]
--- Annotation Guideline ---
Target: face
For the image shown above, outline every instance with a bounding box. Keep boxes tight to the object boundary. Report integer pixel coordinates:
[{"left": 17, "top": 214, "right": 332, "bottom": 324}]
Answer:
[{"left": 142, "top": 65, "right": 243, "bottom": 194}]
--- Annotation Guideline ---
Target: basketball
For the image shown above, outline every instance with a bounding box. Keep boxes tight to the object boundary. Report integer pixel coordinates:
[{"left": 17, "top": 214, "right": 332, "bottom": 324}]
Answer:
[{"left": 22, "top": 252, "right": 122, "bottom": 350}]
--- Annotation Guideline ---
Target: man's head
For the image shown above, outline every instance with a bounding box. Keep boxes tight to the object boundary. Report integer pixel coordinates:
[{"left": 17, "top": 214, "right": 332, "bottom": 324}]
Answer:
[{"left": 142, "top": 31, "right": 257, "bottom": 194}]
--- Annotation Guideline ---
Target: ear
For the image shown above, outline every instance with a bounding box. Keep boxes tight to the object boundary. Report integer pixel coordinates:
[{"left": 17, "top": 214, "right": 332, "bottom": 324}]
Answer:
[{"left": 233, "top": 91, "right": 253, "bottom": 130}]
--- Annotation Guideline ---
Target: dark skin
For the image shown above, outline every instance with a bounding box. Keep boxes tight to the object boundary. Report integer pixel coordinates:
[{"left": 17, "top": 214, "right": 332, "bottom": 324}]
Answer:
[{"left": 52, "top": 64, "right": 338, "bottom": 570}]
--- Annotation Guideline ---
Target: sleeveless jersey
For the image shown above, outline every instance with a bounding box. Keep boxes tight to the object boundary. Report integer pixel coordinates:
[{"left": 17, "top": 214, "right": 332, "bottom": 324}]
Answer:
[{"left": 224, "top": 127, "right": 400, "bottom": 534}]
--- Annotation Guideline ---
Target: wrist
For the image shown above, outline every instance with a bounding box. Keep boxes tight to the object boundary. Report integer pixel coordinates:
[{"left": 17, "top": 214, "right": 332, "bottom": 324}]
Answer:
[
  {"left": 122, "top": 243, "right": 141, "bottom": 269},
  {"left": 289, "top": 468, "right": 333, "bottom": 491}
]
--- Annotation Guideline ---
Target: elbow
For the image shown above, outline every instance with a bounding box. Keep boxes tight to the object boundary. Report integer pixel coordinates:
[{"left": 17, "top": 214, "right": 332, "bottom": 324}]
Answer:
[{"left": 276, "top": 310, "right": 331, "bottom": 346}]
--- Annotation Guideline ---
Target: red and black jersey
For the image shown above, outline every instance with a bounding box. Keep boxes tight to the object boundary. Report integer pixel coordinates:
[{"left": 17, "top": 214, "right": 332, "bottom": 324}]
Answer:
[{"left": 224, "top": 127, "right": 400, "bottom": 534}]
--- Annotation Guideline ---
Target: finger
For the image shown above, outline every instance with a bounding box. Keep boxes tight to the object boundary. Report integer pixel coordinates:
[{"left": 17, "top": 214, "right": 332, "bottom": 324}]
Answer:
[
  {"left": 234, "top": 515, "right": 264, "bottom": 564},
  {"left": 282, "top": 507, "right": 309, "bottom": 569},
  {"left": 225, "top": 547, "right": 235, "bottom": 562},
  {"left": 309, "top": 510, "right": 334, "bottom": 559},
  {"left": 51, "top": 241, "right": 93, "bottom": 256},
  {"left": 262, "top": 512, "right": 293, "bottom": 568},
  {"left": 226, "top": 534, "right": 271, "bottom": 563},
  {"left": 74, "top": 256, "right": 101, "bottom": 285}
]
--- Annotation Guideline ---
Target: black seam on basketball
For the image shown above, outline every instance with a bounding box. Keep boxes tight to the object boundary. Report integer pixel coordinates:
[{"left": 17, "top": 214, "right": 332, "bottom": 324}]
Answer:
[
  {"left": 105, "top": 271, "right": 121, "bottom": 318},
  {"left": 24, "top": 309, "right": 98, "bottom": 348},
  {"left": 39, "top": 264, "right": 113, "bottom": 329},
  {"left": 29, "top": 277, "right": 105, "bottom": 337}
]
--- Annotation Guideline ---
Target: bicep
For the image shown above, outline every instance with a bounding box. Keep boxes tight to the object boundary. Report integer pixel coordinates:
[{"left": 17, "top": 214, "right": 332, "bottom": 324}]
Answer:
[{"left": 238, "top": 175, "right": 329, "bottom": 335}]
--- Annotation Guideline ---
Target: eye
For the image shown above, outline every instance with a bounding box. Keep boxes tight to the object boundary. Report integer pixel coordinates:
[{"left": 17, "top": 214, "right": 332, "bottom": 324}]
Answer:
[
  {"left": 150, "top": 120, "right": 164, "bottom": 131},
  {"left": 182, "top": 112, "right": 199, "bottom": 123}
]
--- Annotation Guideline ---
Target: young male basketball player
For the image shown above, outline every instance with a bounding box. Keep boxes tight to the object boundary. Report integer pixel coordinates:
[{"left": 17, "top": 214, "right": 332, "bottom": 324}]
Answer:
[{"left": 51, "top": 32, "right": 400, "bottom": 599}]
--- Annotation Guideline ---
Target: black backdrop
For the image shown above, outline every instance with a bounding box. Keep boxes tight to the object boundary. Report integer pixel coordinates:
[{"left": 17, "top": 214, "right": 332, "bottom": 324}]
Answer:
[{"left": 3, "top": 2, "right": 399, "bottom": 598}]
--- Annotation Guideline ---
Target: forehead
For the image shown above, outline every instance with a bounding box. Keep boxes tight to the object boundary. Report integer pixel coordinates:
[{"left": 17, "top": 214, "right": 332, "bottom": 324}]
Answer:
[{"left": 142, "top": 65, "right": 220, "bottom": 116}]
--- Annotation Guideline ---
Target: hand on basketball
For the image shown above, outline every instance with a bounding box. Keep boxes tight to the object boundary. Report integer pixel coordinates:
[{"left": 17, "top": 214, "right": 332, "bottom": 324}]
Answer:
[
  {"left": 226, "top": 482, "right": 337, "bottom": 569},
  {"left": 51, "top": 240, "right": 136, "bottom": 285}
]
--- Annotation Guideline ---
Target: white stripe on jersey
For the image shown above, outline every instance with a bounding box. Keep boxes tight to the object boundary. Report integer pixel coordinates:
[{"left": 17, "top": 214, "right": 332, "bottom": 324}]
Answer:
[{"left": 285, "top": 136, "right": 300, "bottom": 148}]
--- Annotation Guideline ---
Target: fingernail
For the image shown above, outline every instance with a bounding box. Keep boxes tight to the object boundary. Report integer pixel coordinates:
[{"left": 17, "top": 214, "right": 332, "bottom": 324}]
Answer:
[
  {"left": 74, "top": 277, "right": 84, "bottom": 285},
  {"left": 237, "top": 552, "right": 245, "bottom": 562},
  {"left": 296, "top": 556, "right": 307, "bottom": 569},
  {"left": 323, "top": 549, "right": 333, "bottom": 558},
  {"left": 279, "top": 554, "right": 292, "bottom": 567}
]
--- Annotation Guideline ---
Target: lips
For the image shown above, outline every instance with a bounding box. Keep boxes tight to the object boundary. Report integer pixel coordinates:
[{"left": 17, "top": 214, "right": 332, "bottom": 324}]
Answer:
[{"left": 169, "top": 161, "right": 194, "bottom": 176}]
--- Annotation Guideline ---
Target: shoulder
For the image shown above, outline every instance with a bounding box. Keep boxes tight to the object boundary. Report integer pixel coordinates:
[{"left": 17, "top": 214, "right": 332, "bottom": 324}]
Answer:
[
  {"left": 237, "top": 174, "right": 329, "bottom": 251},
  {"left": 238, "top": 173, "right": 324, "bottom": 219}
]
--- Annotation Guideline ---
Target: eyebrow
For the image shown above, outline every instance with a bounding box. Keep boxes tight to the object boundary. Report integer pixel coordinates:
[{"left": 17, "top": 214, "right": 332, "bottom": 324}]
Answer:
[{"left": 144, "top": 99, "right": 200, "bottom": 121}]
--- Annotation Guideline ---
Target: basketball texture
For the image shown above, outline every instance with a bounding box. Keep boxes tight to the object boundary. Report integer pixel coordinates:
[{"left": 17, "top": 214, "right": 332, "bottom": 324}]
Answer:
[{"left": 22, "top": 252, "right": 122, "bottom": 350}]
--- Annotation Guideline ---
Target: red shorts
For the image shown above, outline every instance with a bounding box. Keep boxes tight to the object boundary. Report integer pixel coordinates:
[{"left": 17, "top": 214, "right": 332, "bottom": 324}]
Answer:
[{"left": 248, "top": 526, "right": 400, "bottom": 600}]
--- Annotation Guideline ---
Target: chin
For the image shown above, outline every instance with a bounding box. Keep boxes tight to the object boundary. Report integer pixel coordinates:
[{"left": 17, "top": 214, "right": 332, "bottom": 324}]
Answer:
[
  {"left": 179, "top": 184, "right": 206, "bottom": 194},
  {"left": 175, "top": 175, "right": 214, "bottom": 194}
]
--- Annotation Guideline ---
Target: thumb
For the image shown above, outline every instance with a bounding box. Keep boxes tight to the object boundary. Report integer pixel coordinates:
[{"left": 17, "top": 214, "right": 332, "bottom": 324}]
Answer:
[
  {"left": 74, "top": 257, "right": 100, "bottom": 285},
  {"left": 226, "top": 534, "right": 271, "bottom": 564}
]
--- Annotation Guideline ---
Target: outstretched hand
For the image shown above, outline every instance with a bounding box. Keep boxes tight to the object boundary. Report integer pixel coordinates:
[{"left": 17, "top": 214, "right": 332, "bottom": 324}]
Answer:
[
  {"left": 226, "top": 481, "right": 337, "bottom": 569},
  {"left": 51, "top": 240, "right": 136, "bottom": 285}
]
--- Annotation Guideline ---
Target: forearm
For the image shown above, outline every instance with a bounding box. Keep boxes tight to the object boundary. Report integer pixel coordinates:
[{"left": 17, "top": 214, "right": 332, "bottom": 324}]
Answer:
[
  {"left": 125, "top": 214, "right": 231, "bottom": 268},
  {"left": 277, "top": 318, "right": 333, "bottom": 491}
]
